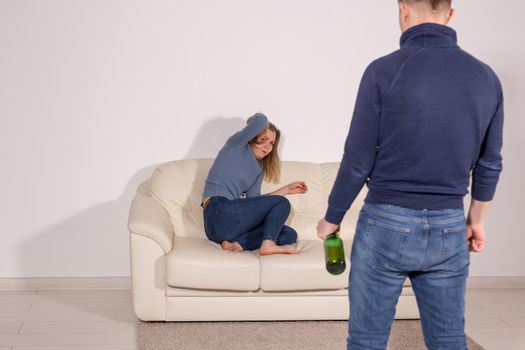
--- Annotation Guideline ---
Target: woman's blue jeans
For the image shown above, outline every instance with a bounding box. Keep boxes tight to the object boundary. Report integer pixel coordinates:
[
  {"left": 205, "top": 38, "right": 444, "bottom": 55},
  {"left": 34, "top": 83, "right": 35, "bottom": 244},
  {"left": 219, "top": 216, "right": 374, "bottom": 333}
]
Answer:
[
  {"left": 348, "top": 203, "right": 470, "bottom": 350},
  {"left": 203, "top": 196, "right": 297, "bottom": 250}
]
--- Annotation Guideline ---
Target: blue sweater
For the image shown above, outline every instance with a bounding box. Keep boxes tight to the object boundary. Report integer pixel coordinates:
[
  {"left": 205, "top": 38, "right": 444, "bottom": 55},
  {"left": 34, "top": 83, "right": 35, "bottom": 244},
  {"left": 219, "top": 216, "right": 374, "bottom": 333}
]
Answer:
[
  {"left": 326, "top": 23, "right": 504, "bottom": 224},
  {"left": 203, "top": 114, "right": 267, "bottom": 200}
]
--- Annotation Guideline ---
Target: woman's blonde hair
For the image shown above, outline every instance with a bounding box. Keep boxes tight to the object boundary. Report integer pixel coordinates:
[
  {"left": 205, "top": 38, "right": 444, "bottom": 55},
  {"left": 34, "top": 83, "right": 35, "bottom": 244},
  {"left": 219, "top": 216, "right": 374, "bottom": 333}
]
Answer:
[{"left": 249, "top": 121, "right": 281, "bottom": 184}]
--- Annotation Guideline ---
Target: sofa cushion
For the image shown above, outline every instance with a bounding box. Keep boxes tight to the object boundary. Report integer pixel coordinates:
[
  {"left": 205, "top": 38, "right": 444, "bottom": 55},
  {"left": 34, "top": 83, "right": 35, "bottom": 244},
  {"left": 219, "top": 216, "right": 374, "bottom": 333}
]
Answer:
[
  {"left": 261, "top": 162, "right": 326, "bottom": 240},
  {"left": 259, "top": 239, "right": 352, "bottom": 291},
  {"left": 166, "top": 237, "right": 260, "bottom": 291}
]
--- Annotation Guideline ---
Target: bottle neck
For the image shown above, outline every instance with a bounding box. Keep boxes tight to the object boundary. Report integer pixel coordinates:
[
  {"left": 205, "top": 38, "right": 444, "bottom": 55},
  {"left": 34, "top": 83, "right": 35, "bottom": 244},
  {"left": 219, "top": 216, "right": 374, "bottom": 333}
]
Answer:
[{"left": 327, "top": 232, "right": 339, "bottom": 239}]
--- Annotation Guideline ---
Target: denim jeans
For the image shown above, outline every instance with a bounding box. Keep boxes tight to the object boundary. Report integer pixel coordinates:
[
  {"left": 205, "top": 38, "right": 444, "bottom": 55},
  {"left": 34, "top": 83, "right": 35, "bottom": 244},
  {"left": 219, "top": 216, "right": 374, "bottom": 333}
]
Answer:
[
  {"left": 348, "top": 203, "right": 469, "bottom": 350},
  {"left": 203, "top": 196, "right": 297, "bottom": 250}
]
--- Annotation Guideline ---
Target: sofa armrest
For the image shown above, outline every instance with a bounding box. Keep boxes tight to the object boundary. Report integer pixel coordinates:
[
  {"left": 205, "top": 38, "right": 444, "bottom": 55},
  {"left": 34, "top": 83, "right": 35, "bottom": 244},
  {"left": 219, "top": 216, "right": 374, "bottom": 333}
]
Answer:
[{"left": 128, "top": 193, "right": 174, "bottom": 253}]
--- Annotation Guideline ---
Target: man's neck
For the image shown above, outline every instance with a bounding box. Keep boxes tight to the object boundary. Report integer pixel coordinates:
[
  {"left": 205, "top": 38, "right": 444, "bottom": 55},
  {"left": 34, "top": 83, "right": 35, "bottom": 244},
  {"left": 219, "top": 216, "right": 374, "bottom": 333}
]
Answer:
[{"left": 405, "top": 18, "right": 448, "bottom": 32}]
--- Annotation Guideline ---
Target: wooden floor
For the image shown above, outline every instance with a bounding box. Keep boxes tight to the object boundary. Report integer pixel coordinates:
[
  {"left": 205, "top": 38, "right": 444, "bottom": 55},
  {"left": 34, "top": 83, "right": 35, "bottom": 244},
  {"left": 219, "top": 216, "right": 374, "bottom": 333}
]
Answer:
[{"left": 0, "top": 278, "right": 524, "bottom": 349}]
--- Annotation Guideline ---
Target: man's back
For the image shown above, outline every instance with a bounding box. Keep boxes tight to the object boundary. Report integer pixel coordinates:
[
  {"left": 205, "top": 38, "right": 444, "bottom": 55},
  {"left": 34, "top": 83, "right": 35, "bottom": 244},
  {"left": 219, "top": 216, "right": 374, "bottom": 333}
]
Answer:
[
  {"left": 367, "top": 23, "right": 503, "bottom": 209},
  {"left": 325, "top": 23, "right": 503, "bottom": 222}
]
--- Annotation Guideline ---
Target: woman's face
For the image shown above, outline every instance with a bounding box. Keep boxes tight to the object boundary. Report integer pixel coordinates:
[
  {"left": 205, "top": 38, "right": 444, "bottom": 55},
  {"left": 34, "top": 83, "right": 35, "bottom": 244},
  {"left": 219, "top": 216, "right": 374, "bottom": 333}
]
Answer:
[{"left": 250, "top": 129, "right": 276, "bottom": 160}]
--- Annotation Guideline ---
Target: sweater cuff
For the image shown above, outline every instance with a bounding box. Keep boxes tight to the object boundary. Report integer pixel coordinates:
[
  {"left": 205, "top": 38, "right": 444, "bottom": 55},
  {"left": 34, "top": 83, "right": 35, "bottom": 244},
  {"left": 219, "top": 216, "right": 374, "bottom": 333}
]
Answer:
[
  {"left": 471, "top": 182, "right": 497, "bottom": 202},
  {"left": 325, "top": 206, "right": 347, "bottom": 225}
]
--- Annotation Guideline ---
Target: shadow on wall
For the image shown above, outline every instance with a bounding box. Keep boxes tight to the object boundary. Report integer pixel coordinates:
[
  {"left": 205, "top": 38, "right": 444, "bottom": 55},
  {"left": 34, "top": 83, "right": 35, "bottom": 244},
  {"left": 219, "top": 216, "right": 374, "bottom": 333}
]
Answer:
[
  {"left": 17, "top": 115, "right": 246, "bottom": 279},
  {"left": 15, "top": 114, "right": 284, "bottom": 327},
  {"left": 183, "top": 115, "right": 245, "bottom": 159},
  {"left": 17, "top": 165, "right": 159, "bottom": 278},
  {"left": 183, "top": 117, "right": 246, "bottom": 238}
]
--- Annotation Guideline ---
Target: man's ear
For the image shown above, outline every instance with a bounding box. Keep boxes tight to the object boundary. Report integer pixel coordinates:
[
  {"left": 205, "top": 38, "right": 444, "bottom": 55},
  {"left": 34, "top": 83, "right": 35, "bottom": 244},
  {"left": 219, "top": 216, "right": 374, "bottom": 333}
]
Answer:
[
  {"left": 399, "top": 2, "right": 410, "bottom": 24},
  {"left": 398, "top": 2, "right": 405, "bottom": 13},
  {"left": 446, "top": 8, "right": 455, "bottom": 24}
]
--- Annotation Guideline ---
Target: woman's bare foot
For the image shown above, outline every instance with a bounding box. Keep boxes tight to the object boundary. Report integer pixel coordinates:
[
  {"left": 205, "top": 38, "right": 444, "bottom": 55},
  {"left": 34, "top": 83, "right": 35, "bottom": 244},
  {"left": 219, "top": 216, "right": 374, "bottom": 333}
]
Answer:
[
  {"left": 259, "top": 239, "right": 301, "bottom": 255},
  {"left": 220, "top": 241, "right": 243, "bottom": 252}
]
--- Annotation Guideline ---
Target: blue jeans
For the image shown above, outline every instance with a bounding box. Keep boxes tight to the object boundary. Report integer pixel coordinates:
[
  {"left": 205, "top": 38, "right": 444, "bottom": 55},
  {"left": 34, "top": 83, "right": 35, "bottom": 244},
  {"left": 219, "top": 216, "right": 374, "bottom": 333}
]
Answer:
[
  {"left": 203, "top": 196, "right": 297, "bottom": 250},
  {"left": 348, "top": 203, "right": 469, "bottom": 350}
]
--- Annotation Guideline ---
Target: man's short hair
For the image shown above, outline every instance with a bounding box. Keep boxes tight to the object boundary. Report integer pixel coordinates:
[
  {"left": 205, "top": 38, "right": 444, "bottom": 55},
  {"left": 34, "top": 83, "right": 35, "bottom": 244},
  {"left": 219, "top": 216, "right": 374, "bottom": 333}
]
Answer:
[{"left": 399, "top": 0, "right": 452, "bottom": 11}]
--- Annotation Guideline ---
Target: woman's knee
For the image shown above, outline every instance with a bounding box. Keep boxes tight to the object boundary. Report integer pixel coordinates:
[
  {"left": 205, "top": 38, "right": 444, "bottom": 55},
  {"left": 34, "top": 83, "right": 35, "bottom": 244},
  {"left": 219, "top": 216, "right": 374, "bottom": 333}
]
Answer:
[
  {"left": 278, "top": 225, "right": 297, "bottom": 245},
  {"left": 273, "top": 195, "right": 291, "bottom": 211}
]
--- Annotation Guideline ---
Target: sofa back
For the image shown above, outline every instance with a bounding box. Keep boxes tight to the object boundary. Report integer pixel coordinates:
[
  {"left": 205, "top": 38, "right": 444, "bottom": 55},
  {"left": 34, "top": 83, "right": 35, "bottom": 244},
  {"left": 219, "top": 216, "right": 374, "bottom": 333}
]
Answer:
[{"left": 146, "top": 159, "right": 367, "bottom": 240}]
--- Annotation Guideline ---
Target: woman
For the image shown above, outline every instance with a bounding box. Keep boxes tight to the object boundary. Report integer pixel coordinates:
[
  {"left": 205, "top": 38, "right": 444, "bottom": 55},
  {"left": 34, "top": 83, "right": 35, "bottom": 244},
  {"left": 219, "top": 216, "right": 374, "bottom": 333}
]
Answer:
[{"left": 202, "top": 113, "right": 307, "bottom": 255}]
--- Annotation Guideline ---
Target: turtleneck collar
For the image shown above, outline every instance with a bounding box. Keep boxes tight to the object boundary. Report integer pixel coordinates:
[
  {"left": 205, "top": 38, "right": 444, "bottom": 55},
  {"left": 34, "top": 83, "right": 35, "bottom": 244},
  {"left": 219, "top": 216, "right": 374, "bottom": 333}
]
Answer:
[{"left": 400, "top": 23, "right": 458, "bottom": 49}]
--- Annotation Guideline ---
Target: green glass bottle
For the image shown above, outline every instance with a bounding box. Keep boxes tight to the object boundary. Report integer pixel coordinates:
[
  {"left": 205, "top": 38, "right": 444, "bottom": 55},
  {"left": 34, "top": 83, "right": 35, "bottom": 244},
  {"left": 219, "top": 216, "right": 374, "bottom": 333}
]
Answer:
[{"left": 324, "top": 232, "right": 346, "bottom": 275}]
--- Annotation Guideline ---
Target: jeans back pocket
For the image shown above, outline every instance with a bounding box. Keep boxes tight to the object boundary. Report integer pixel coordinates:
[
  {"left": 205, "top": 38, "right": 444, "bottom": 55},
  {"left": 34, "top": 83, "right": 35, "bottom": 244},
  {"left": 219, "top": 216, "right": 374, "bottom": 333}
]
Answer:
[{"left": 364, "top": 217, "right": 412, "bottom": 268}]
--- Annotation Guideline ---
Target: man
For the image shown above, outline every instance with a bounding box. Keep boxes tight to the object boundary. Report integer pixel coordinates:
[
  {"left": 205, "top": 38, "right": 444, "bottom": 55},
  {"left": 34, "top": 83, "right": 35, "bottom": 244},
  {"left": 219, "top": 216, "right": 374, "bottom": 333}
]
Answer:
[{"left": 317, "top": 1, "right": 503, "bottom": 349}]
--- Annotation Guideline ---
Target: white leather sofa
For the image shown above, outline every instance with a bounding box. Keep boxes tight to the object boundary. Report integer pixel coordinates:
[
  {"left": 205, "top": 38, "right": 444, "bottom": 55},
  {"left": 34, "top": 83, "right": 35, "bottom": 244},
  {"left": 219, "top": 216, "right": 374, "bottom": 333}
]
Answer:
[{"left": 128, "top": 159, "right": 419, "bottom": 321}]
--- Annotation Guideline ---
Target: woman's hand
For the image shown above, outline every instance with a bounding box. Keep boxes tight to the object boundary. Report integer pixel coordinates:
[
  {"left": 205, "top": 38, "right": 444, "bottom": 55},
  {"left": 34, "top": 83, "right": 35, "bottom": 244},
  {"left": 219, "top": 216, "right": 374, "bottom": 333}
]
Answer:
[
  {"left": 271, "top": 181, "right": 308, "bottom": 196},
  {"left": 286, "top": 181, "right": 308, "bottom": 195}
]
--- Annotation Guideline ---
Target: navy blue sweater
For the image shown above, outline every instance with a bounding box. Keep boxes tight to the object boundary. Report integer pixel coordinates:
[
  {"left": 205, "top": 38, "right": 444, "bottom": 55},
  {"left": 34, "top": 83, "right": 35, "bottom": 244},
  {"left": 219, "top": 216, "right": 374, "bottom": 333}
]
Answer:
[{"left": 326, "top": 23, "right": 504, "bottom": 224}]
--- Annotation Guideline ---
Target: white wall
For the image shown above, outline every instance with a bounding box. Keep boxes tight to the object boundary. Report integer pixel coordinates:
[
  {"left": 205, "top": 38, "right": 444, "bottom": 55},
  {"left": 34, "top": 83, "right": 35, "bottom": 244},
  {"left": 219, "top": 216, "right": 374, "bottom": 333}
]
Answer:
[{"left": 0, "top": 0, "right": 523, "bottom": 277}]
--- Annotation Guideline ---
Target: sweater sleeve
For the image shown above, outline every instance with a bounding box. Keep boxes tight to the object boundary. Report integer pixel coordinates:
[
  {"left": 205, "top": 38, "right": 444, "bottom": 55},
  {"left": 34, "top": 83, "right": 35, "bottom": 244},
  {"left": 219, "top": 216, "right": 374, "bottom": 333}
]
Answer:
[
  {"left": 471, "top": 85, "right": 504, "bottom": 201},
  {"left": 226, "top": 113, "right": 268, "bottom": 148},
  {"left": 325, "top": 63, "right": 381, "bottom": 224}
]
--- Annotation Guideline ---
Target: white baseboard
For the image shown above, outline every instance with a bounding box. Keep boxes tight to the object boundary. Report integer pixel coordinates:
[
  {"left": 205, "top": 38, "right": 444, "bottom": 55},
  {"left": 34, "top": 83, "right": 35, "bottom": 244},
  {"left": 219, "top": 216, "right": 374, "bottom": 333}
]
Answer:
[
  {"left": 466, "top": 276, "right": 525, "bottom": 289},
  {"left": 0, "top": 277, "right": 131, "bottom": 291},
  {"left": 0, "top": 276, "right": 523, "bottom": 291}
]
